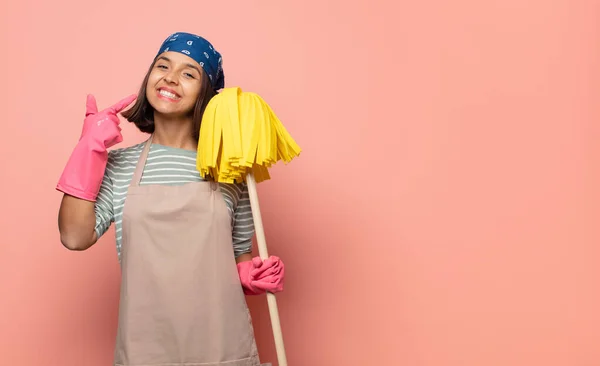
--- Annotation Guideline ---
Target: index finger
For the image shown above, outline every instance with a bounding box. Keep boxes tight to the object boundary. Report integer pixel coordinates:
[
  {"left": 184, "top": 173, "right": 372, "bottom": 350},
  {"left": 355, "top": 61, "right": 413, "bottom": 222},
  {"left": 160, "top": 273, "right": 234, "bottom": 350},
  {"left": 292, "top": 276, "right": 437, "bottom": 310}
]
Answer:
[
  {"left": 109, "top": 94, "right": 137, "bottom": 114},
  {"left": 85, "top": 94, "right": 98, "bottom": 116}
]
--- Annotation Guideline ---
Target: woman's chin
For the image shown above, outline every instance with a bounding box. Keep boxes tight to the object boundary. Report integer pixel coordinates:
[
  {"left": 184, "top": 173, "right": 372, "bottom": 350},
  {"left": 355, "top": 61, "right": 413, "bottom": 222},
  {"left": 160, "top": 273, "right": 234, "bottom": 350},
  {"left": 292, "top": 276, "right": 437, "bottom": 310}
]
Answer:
[{"left": 149, "top": 102, "right": 186, "bottom": 118}]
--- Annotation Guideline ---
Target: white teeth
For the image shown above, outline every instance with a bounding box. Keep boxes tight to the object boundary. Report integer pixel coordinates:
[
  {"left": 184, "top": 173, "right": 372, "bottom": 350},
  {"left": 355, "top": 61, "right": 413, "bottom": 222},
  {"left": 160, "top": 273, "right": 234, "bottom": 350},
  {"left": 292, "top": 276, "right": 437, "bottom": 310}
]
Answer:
[{"left": 159, "top": 90, "right": 179, "bottom": 99}]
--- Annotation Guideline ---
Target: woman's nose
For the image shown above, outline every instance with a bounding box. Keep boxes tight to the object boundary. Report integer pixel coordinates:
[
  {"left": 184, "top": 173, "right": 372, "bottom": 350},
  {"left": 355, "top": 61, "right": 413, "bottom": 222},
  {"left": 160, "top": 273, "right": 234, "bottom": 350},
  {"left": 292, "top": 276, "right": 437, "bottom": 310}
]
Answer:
[{"left": 164, "top": 71, "right": 179, "bottom": 85}]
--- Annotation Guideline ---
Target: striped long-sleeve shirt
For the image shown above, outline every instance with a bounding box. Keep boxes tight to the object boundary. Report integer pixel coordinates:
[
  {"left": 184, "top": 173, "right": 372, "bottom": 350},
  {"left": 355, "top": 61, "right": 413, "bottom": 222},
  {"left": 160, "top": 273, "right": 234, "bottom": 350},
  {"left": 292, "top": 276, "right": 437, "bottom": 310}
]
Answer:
[{"left": 94, "top": 140, "right": 255, "bottom": 262}]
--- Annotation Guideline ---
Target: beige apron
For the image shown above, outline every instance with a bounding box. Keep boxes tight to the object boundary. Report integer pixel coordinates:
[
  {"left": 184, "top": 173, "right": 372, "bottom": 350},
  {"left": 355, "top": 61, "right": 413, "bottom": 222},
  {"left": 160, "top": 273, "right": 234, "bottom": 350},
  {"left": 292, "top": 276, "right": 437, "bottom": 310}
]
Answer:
[{"left": 114, "top": 136, "right": 261, "bottom": 366}]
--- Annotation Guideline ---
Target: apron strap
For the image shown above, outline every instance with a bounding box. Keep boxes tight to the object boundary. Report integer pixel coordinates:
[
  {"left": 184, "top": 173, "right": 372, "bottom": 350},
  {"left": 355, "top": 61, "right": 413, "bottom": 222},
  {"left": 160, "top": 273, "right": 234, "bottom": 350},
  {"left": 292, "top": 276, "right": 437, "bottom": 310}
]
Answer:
[{"left": 132, "top": 135, "right": 153, "bottom": 187}]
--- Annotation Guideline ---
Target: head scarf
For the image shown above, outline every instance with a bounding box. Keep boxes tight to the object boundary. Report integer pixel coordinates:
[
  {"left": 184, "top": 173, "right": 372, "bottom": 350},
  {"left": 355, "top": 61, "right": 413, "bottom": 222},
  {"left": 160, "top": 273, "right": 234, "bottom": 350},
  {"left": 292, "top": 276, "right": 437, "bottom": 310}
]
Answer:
[{"left": 155, "top": 32, "right": 224, "bottom": 91}]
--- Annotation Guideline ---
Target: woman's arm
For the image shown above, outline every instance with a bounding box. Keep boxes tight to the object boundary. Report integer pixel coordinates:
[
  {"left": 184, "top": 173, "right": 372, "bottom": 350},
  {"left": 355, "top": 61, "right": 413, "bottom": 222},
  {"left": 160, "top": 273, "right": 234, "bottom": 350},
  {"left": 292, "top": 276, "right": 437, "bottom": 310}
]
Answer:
[
  {"left": 231, "top": 183, "right": 255, "bottom": 259},
  {"left": 58, "top": 159, "right": 115, "bottom": 251},
  {"left": 58, "top": 165, "right": 115, "bottom": 251},
  {"left": 235, "top": 253, "right": 252, "bottom": 263},
  {"left": 56, "top": 94, "right": 133, "bottom": 251},
  {"left": 58, "top": 195, "right": 98, "bottom": 250}
]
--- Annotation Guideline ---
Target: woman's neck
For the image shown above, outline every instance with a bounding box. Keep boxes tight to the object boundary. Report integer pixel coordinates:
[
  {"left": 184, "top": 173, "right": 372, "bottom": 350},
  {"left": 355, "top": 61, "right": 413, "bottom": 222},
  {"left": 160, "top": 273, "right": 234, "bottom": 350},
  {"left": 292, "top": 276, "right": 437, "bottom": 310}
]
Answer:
[{"left": 151, "top": 114, "right": 197, "bottom": 151}]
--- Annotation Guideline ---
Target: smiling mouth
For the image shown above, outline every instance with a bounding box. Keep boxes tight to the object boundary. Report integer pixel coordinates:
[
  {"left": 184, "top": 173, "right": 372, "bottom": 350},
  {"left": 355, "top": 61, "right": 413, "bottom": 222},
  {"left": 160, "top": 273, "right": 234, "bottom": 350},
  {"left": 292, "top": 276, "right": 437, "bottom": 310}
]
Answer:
[{"left": 157, "top": 89, "right": 181, "bottom": 101}]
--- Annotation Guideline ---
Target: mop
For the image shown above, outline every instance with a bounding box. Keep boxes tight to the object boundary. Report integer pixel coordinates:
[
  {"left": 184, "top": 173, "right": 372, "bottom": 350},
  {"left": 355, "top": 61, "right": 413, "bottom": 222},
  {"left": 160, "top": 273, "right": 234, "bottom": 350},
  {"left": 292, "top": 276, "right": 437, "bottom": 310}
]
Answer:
[{"left": 197, "top": 86, "right": 301, "bottom": 366}]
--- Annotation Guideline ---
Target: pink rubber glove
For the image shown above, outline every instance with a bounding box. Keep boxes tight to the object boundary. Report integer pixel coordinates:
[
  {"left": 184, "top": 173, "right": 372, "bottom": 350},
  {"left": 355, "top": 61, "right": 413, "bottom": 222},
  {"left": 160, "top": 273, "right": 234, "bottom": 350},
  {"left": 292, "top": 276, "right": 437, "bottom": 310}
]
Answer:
[
  {"left": 237, "top": 255, "right": 285, "bottom": 295},
  {"left": 56, "top": 94, "right": 136, "bottom": 201},
  {"left": 237, "top": 260, "right": 263, "bottom": 295}
]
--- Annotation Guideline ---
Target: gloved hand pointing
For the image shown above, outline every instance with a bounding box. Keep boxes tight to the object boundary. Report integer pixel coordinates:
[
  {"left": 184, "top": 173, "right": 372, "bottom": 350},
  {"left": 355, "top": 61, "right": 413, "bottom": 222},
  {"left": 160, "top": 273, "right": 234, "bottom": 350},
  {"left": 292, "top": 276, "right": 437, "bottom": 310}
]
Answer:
[
  {"left": 56, "top": 94, "right": 137, "bottom": 201},
  {"left": 80, "top": 94, "right": 137, "bottom": 148}
]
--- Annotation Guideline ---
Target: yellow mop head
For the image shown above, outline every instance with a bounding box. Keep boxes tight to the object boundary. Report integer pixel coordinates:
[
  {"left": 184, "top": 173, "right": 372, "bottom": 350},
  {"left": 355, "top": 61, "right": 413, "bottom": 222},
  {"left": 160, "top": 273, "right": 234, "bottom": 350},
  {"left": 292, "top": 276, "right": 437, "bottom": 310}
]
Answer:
[{"left": 197, "top": 87, "right": 301, "bottom": 183}]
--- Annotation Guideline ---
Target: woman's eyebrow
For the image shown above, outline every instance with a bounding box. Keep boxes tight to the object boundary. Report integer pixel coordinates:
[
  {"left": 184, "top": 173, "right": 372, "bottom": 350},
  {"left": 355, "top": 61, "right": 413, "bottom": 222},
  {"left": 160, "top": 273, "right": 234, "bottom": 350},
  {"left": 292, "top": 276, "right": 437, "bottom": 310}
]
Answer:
[
  {"left": 157, "top": 56, "right": 200, "bottom": 74},
  {"left": 185, "top": 64, "right": 201, "bottom": 74}
]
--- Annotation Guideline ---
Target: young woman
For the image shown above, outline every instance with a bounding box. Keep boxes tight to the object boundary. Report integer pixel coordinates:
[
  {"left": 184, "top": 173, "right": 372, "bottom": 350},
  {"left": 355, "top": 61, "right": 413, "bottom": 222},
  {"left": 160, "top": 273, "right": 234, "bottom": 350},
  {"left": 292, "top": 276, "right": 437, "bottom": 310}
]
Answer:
[{"left": 56, "top": 32, "right": 284, "bottom": 366}]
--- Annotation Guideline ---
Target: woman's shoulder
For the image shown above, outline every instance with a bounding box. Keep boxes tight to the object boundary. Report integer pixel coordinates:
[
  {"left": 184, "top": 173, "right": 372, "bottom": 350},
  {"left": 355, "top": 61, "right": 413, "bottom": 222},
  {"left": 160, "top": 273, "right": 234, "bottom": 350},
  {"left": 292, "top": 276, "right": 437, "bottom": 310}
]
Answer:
[
  {"left": 217, "top": 180, "right": 248, "bottom": 197},
  {"left": 108, "top": 140, "right": 146, "bottom": 161},
  {"left": 105, "top": 141, "right": 147, "bottom": 174}
]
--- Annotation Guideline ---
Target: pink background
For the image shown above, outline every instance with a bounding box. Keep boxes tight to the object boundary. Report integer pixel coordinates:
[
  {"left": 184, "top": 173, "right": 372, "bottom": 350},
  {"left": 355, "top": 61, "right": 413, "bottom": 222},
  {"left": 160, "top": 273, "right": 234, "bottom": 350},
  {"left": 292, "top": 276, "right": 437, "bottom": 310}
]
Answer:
[{"left": 1, "top": 1, "right": 599, "bottom": 365}]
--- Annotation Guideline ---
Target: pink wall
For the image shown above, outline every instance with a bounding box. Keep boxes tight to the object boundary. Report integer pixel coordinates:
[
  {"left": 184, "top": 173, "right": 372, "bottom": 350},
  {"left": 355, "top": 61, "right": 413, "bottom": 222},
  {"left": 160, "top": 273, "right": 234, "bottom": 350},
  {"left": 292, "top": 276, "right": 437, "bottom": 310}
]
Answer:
[{"left": 1, "top": 1, "right": 599, "bottom": 365}]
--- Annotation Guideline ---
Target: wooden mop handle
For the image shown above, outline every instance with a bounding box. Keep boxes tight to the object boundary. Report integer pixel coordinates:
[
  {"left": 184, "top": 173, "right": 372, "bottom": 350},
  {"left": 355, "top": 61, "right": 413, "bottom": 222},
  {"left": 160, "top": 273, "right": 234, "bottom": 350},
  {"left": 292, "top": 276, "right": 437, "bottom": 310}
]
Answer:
[{"left": 246, "top": 173, "right": 288, "bottom": 366}]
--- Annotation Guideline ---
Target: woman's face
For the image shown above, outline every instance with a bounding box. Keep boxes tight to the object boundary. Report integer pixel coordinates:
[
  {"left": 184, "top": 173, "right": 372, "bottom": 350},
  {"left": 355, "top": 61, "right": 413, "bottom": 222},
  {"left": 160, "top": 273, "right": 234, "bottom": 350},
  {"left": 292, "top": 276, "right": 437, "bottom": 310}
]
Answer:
[{"left": 146, "top": 51, "right": 203, "bottom": 118}]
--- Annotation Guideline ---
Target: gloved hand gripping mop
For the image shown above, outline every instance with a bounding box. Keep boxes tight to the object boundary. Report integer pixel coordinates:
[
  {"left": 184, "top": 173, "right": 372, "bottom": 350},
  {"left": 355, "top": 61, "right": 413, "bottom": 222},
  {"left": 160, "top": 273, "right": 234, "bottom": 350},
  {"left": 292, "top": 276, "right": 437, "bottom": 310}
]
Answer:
[{"left": 197, "top": 87, "right": 301, "bottom": 366}]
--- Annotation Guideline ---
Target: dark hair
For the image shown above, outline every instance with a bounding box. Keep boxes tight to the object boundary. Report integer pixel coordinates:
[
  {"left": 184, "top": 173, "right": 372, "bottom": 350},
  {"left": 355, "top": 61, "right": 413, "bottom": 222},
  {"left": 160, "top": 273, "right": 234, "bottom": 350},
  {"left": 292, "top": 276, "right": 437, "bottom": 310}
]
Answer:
[{"left": 121, "top": 58, "right": 217, "bottom": 141}]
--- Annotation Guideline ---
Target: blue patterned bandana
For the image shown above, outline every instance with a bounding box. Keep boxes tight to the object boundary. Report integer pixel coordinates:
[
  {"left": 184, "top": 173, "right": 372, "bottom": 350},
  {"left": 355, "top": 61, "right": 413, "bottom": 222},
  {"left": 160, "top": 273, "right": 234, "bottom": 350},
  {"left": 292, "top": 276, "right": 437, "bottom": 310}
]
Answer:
[{"left": 155, "top": 32, "right": 224, "bottom": 91}]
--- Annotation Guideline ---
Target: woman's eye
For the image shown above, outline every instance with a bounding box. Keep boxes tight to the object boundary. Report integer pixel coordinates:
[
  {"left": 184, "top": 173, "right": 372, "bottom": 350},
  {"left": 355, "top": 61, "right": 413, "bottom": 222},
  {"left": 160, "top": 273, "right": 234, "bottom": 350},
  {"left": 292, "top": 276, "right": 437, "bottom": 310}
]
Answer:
[
  {"left": 157, "top": 65, "right": 167, "bottom": 69},
  {"left": 184, "top": 73, "right": 195, "bottom": 79}
]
